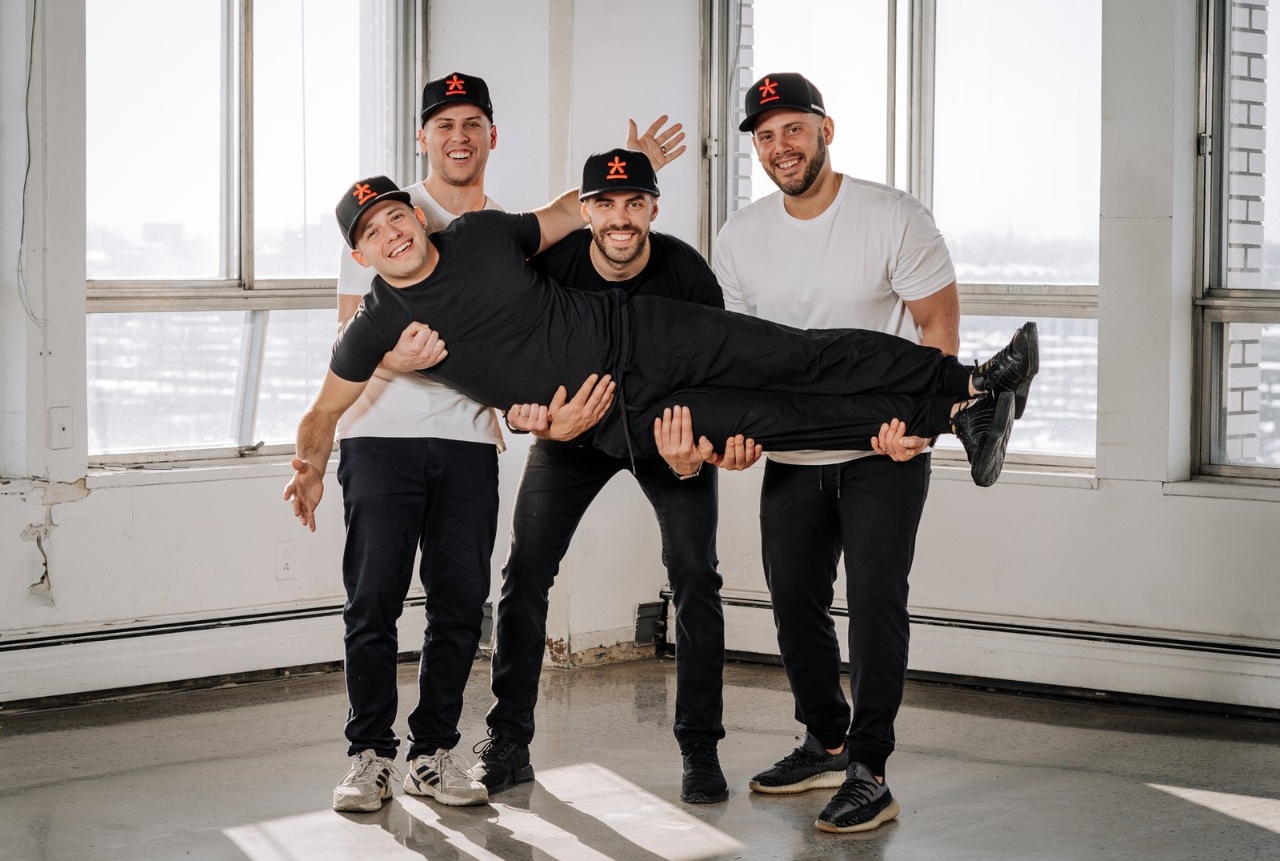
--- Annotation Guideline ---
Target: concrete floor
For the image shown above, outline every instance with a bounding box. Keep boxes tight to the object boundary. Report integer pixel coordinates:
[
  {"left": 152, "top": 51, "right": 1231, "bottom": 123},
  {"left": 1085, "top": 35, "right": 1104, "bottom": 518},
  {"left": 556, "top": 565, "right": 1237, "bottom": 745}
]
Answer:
[{"left": 1, "top": 658, "right": 1278, "bottom": 861}]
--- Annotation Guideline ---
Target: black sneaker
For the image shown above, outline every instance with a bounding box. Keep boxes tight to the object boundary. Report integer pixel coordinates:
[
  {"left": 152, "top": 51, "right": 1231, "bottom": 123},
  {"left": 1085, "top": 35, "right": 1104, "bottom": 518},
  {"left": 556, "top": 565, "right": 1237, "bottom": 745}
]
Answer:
[
  {"left": 815, "top": 762, "right": 901, "bottom": 834},
  {"left": 951, "top": 391, "right": 1016, "bottom": 487},
  {"left": 748, "top": 733, "right": 848, "bottom": 795},
  {"left": 680, "top": 742, "right": 729, "bottom": 804},
  {"left": 972, "top": 321, "right": 1039, "bottom": 419},
  {"left": 467, "top": 733, "right": 534, "bottom": 795}
]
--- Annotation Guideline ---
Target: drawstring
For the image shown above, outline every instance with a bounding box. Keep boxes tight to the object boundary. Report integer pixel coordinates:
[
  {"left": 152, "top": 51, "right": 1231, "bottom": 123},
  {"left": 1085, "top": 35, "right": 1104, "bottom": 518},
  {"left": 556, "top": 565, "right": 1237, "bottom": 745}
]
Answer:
[{"left": 818, "top": 463, "right": 844, "bottom": 497}]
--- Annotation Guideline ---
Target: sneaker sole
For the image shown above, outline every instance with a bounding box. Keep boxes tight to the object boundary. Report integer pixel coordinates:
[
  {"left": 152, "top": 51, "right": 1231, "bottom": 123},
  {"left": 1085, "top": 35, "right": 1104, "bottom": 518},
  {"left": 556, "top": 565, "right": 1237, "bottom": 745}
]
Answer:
[
  {"left": 1012, "top": 323, "right": 1039, "bottom": 420},
  {"left": 332, "top": 787, "right": 392, "bottom": 813},
  {"left": 682, "top": 788, "right": 730, "bottom": 804},
  {"left": 748, "top": 769, "right": 847, "bottom": 795},
  {"left": 480, "top": 763, "right": 535, "bottom": 795},
  {"left": 815, "top": 796, "right": 901, "bottom": 834},
  {"left": 403, "top": 775, "right": 489, "bottom": 807},
  {"left": 971, "top": 391, "right": 1015, "bottom": 487}
]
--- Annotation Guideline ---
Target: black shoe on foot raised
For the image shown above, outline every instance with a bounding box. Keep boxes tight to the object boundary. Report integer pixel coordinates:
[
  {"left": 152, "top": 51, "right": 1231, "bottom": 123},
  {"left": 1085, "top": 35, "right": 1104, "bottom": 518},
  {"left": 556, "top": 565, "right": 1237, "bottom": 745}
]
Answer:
[
  {"left": 972, "top": 321, "right": 1039, "bottom": 419},
  {"left": 951, "top": 391, "right": 1016, "bottom": 487},
  {"left": 680, "top": 742, "right": 728, "bottom": 803},
  {"left": 468, "top": 733, "right": 534, "bottom": 795}
]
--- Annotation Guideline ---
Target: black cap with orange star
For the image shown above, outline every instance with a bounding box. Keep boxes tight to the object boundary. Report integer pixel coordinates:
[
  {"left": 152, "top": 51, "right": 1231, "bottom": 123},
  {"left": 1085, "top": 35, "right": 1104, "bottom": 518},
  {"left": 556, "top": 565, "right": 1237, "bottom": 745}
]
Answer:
[
  {"left": 420, "top": 71, "right": 494, "bottom": 125},
  {"left": 739, "top": 72, "right": 826, "bottom": 132},
  {"left": 579, "top": 148, "right": 661, "bottom": 200},
  {"left": 335, "top": 175, "right": 410, "bottom": 249}
]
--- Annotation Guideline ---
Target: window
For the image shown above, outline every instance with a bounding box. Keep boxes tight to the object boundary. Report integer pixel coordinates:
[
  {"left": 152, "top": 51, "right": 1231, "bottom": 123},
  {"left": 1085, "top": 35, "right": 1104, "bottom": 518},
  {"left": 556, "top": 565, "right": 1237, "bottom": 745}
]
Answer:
[
  {"left": 1200, "top": 0, "right": 1280, "bottom": 473},
  {"left": 715, "top": 0, "right": 1101, "bottom": 463},
  {"left": 84, "top": 0, "right": 416, "bottom": 461}
]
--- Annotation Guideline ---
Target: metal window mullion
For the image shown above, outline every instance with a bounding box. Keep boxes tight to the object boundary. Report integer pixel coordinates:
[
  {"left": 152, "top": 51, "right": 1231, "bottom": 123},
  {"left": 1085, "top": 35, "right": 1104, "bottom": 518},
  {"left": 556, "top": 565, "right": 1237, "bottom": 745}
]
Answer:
[
  {"left": 233, "top": 309, "right": 268, "bottom": 447},
  {"left": 240, "top": 0, "right": 254, "bottom": 289},
  {"left": 886, "top": 0, "right": 897, "bottom": 187},
  {"left": 907, "top": 0, "right": 936, "bottom": 207}
]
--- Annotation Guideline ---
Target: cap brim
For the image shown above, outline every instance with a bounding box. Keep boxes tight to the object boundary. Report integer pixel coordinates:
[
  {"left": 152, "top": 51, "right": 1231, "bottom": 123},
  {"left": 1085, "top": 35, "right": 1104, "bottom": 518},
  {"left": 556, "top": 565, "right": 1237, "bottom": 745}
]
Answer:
[
  {"left": 420, "top": 99, "right": 494, "bottom": 124},
  {"left": 579, "top": 184, "right": 660, "bottom": 200}
]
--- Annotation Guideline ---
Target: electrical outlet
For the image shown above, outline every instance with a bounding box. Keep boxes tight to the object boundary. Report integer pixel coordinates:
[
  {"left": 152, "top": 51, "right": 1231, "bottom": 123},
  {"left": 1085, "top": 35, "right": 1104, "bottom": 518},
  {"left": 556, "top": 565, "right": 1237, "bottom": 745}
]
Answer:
[
  {"left": 275, "top": 540, "right": 295, "bottom": 581},
  {"left": 49, "top": 406, "right": 73, "bottom": 450}
]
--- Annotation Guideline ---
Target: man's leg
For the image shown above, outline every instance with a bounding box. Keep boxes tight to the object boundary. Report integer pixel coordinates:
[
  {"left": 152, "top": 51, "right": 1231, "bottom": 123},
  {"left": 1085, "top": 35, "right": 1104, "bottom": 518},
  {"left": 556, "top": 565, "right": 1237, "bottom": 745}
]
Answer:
[
  {"left": 402, "top": 438, "right": 499, "bottom": 756},
  {"left": 633, "top": 457, "right": 727, "bottom": 802},
  {"left": 747, "top": 459, "right": 853, "bottom": 795},
  {"left": 478, "top": 440, "right": 616, "bottom": 792},
  {"left": 337, "top": 437, "right": 431, "bottom": 758},
  {"left": 333, "top": 437, "right": 429, "bottom": 812},
  {"left": 400, "top": 438, "right": 497, "bottom": 807},
  {"left": 837, "top": 455, "right": 928, "bottom": 776},
  {"left": 815, "top": 453, "right": 928, "bottom": 833}
]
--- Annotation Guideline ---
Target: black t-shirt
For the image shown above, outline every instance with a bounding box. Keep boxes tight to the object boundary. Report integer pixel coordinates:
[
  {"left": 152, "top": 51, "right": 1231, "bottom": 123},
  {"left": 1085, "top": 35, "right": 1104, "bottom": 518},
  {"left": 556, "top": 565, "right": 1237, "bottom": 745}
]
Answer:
[
  {"left": 330, "top": 210, "right": 627, "bottom": 409},
  {"left": 530, "top": 228, "right": 724, "bottom": 309}
]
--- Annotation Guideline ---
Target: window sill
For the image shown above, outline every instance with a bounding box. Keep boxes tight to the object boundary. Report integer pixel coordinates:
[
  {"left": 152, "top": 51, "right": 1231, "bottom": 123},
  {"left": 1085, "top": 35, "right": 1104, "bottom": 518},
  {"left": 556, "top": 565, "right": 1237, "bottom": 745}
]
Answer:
[
  {"left": 1162, "top": 476, "right": 1280, "bottom": 504},
  {"left": 86, "top": 454, "right": 333, "bottom": 490},
  {"left": 930, "top": 458, "right": 1098, "bottom": 490}
]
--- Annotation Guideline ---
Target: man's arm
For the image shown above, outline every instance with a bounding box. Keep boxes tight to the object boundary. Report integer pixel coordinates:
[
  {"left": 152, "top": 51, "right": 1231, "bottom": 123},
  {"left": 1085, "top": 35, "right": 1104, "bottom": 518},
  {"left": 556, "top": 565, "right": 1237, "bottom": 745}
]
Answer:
[
  {"left": 283, "top": 371, "right": 368, "bottom": 532},
  {"left": 905, "top": 281, "right": 961, "bottom": 356}
]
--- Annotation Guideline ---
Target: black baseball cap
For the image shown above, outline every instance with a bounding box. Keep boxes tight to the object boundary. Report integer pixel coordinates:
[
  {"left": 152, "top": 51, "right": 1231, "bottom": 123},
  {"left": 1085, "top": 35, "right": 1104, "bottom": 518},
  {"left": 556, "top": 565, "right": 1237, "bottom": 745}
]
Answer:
[
  {"left": 739, "top": 72, "right": 826, "bottom": 132},
  {"left": 579, "top": 148, "right": 660, "bottom": 200},
  {"left": 335, "top": 176, "right": 411, "bottom": 249},
  {"left": 420, "top": 71, "right": 494, "bottom": 124}
]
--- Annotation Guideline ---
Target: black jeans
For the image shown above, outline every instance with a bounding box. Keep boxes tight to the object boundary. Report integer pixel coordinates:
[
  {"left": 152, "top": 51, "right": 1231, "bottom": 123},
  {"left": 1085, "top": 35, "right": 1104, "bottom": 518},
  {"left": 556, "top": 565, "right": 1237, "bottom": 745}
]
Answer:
[
  {"left": 760, "top": 454, "right": 930, "bottom": 777},
  {"left": 488, "top": 438, "right": 725, "bottom": 749},
  {"left": 336, "top": 436, "right": 499, "bottom": 760}
]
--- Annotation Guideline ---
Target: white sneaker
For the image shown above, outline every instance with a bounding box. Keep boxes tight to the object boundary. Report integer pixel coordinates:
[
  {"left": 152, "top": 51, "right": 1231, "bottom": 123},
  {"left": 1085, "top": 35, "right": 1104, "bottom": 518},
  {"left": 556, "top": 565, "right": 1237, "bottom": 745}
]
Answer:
[
  {"left": 333, "top": 749, "right": 397, "bottom": 812},
  {"left": 404, "top": 748, "right": 489, "bottom": 806}
]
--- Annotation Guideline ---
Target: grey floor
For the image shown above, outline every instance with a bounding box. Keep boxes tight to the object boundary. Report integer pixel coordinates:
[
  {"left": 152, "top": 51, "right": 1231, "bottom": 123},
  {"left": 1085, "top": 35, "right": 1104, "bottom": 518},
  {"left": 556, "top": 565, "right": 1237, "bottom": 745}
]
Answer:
[{"left": 2, "top": 657, "right": 1279, "bottom": 861}]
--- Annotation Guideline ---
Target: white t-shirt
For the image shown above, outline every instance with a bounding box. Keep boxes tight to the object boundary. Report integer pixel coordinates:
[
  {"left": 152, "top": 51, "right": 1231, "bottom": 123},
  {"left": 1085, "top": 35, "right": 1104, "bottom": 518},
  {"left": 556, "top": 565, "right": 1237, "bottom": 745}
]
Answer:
[
  {"left": 336, "top": 182, "right": 505, "bottom": 449},
  {"left": 712, "top": 174, "right": 956, "bottom": 466}
]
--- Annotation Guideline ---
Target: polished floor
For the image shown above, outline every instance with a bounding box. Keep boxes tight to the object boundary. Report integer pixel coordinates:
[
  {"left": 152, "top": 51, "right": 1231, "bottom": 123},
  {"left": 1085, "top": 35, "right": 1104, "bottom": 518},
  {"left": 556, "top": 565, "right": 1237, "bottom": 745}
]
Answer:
[{"left": 1, "top": 657, "right": 1278, "bottom": 861}]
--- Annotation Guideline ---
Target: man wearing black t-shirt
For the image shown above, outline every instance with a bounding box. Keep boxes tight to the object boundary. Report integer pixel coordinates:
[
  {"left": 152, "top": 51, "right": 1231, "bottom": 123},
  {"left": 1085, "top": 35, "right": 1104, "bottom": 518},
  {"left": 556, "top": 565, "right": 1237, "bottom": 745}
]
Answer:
[{"left": 472, "top": 150, "right": 752, "bottom": 804}]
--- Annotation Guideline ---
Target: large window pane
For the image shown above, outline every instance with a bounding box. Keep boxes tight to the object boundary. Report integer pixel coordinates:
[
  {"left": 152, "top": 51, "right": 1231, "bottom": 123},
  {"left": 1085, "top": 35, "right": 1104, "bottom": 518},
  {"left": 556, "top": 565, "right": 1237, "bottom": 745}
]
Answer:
[
  {"left": 87, "top": 313, "right": 247, "bottom": 454},
  {"left": 255, "top": 309, "right": 338, "bottom": 443},
  {"left": 1210, "top": 322, "right": 1280, "bottom": 467},
  {"left": 253, "top": 0, "right": 372, "bottom": 279},
  {"left": 933, "top": 0, "right": 1101, "bottom": 284},
  {"left": 86, "top": 0, "right": 229, "bottom": 279},
  {"left": 739, "top": 0, "right": 889, "bottom": 202},
  {"left": 935, "top": 316, "right": 1098, "bottom": 458}
]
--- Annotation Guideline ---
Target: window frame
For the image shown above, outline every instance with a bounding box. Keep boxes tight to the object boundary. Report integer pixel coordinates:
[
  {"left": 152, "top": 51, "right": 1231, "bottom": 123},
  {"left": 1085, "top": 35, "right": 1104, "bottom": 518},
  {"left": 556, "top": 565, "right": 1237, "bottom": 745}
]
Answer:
[
  {"left": 85, "top": 0, "right": 422, "bottom": 466},
  {"left": 706, "top": 0, "right": 1100, "bottom": 471},
  {"left": 1195, "top": 0, "right": 1280, "bottom": 480}
]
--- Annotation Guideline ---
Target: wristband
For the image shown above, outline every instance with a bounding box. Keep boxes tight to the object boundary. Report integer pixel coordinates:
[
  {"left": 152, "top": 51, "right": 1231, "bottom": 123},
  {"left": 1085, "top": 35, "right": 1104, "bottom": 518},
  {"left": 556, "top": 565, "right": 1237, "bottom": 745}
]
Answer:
[{"left": 670, "top": 463, "right": 702, "bottom": 480}]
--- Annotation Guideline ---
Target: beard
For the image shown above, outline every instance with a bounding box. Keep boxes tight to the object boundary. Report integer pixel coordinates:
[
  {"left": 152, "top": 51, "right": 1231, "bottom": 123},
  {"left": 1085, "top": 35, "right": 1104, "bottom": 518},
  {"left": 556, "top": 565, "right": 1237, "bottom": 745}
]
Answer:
[
  {"left": 591, "top": 223, "right": 649, "bottom": 267},
  {"left": 765, "top": 135, "right": 828, "bottom": 196}
]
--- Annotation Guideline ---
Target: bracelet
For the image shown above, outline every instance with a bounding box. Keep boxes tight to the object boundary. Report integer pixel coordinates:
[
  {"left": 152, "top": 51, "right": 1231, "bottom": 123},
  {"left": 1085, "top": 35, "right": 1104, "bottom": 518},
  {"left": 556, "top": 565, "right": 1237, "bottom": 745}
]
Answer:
[
  {"left": 503, "top": 412, "right": 531, "bottom": 435},
  {"left": 670, "top": 462, "right": 702, "bottom": 480}
]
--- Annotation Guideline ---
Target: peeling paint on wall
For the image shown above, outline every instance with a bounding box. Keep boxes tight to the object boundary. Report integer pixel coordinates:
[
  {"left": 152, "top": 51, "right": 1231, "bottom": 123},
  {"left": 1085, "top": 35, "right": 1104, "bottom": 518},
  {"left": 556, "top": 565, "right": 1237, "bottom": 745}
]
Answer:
[{"left": 18, "top": 479, "right": 91, "bottom": 606}]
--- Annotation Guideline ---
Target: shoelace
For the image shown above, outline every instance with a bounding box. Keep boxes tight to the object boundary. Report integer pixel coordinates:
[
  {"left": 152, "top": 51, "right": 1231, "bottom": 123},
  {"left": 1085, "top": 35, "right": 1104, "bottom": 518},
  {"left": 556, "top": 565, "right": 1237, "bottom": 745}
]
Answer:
[
  {"left": 776, "top": 745, "right": 826, "bottom": 769},
  {"left": 347, "top": 753, "right": 398, "bottom": 785},
  {"left": 831, "top": 772, "right": 879, "bottom": 805},
  {"left": 472, "top": 735, "right": 517, "bottom": 761},
  {"left": 431, "top": 750, "right": 471, "bottom": 780},
  {"left": 683, "top": 744, "right": 718, "bottom": 767}
]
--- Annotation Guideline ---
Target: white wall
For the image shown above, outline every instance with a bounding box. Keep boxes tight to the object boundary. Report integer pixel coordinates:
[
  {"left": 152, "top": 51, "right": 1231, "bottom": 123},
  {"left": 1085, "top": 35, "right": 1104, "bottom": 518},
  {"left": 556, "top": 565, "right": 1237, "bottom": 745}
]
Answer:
[{"left": 2, "top": 0, "right": 1278, "bottom": 712}]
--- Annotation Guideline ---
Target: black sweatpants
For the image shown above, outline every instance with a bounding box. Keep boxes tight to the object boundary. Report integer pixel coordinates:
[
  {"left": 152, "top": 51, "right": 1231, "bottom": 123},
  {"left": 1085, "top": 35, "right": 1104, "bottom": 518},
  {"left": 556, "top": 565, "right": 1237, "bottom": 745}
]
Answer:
[
  {"left": 588, "top": 295, "right": 971, "bottom": 460},
  {"left": 761, "top": 454, "right": 930, "bottom": 777}
]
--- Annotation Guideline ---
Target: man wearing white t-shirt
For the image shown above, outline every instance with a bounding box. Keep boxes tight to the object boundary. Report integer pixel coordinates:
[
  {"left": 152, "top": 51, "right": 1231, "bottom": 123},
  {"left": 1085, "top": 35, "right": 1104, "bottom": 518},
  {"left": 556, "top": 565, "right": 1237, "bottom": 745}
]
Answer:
[
  {"left": 713, "top": 73, "right": 961, "bottom": 834},
  {"left": 330, "top": 72, "right": 502, "bottom": 813}
]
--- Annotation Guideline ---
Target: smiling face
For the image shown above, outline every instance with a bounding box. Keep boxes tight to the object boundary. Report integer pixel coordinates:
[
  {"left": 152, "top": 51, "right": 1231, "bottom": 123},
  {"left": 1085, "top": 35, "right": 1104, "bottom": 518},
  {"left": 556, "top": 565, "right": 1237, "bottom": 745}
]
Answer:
[
  {"left": 417, "top": 103, "right": 497, "bottom": 188},
  {"left": 350, "top": 200, "right": 434, "bottom": 286},
  {"left": 751, "top": 108, "right": 835, "bottom": 197},
  {"left": 581, "top": 190, "right": 658, "bottom": 279}
]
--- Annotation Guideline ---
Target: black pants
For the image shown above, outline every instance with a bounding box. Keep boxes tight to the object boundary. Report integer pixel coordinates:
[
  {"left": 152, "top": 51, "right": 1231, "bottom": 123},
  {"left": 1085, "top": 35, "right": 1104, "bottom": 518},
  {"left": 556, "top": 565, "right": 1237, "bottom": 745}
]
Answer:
[
  {"left": 761, "top": 454, "right": 930, "bottom": 777},
  {"left": 587, "top": 296, "right": 971, "bottom": 460},
  {"left": 488, "top": 438, "right": 725, "bottom": 749},
  {"left": 336, "top": 436, "right": 499, "bottom": 760}
]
